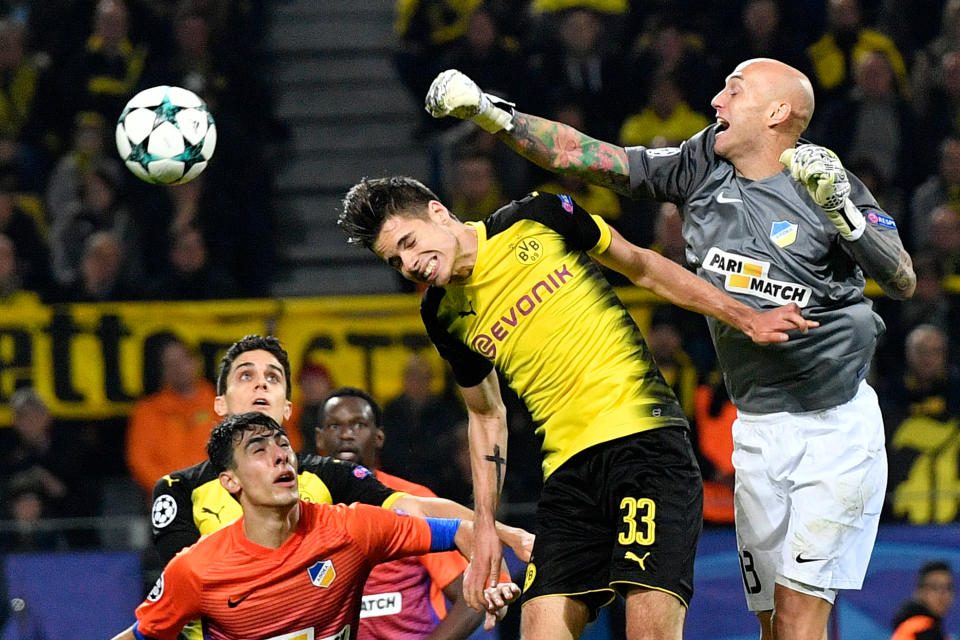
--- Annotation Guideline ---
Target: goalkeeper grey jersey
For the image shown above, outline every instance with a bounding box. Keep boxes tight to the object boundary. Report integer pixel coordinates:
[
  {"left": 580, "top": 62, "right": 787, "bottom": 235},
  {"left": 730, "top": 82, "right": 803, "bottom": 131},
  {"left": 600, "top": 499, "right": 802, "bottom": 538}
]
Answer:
[{"left": 626, "top": 125, "right": 898, "bottom": 413}]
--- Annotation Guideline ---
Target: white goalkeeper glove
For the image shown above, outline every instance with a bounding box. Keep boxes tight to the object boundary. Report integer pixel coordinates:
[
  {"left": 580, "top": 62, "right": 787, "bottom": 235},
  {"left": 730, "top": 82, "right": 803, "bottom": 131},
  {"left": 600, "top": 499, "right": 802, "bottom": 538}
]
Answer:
[
  {"left": 425, "top": 69, "right": 515, "bottom": 133},
  {"left": 780, "top": 144, "right": 864, "bottom": 241}
]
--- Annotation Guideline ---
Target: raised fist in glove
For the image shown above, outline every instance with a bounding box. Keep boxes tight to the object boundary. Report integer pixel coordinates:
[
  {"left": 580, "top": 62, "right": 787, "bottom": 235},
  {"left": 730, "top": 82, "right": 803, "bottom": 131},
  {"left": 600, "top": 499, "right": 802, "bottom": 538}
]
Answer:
[
  {"left": 425, "top": 69, "right": 515, "bottom": 133},
  {"left": 780, "top": 144, "right": 865, "bottom": 241}
]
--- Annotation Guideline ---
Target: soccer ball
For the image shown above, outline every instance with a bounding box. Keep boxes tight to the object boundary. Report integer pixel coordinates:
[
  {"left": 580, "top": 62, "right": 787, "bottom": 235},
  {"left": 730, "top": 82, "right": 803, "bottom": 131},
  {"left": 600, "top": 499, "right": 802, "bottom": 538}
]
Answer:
[{"left": 115, "top": 85, "right": 217, "bottom": 185}]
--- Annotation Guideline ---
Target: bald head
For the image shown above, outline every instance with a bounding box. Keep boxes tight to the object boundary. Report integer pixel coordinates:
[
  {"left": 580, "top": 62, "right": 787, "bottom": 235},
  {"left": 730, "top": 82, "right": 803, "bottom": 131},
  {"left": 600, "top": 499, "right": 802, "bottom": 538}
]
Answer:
[{"left": 735, "top": 58, "right": 815, "bottom": 133}]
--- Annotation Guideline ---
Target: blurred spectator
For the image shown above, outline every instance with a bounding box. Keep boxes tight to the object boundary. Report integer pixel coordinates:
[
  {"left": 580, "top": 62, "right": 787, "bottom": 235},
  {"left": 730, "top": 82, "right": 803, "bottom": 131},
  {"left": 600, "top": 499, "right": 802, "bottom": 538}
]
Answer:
[
  {"left": 288, "top": 362, "right": 335, "bottom": 455},
  {"left": 393, "top": 0, "right": 485, "bottom": 133},
  {"left": 45, "top": 110, "right": 125, "bottom": 257},
  {"left": 916, "top": 48, "right": 960, "bottom": 147},
  {"left": 809, "top": 49, "right": 924, "bottom": 191},
  {"left": 447, "top": 153, "right": 507, "bottom": 222},
  {"left": 879, "top": 325, "right": 960, "bottom": 524},
  {"left": 0, "top": 232, "right": 38, "bottom": 304},
  {"left": 909, "top": 137, "right": 960, "bottom": 250},
  {"left": 617, "top": 70, "right": 709, "bottom": 148},
  {"left": 52, "top": 229, "right": 140, "bottom": 303},
  {"left": 902, "top": 0, "right": 960, "bottom": 115},
  {"left": 48, "top": 159, "right": 142, "bottom": 288},
  {"left": 380, "top": 354, "right": 465, "bottom": 485},
  {"left": 890, "top": 560, "right": 956, "bottom": 640},
  {"left": 650, "top": 202, "right": 686, "bottom": 265},
  {"left": 645, "top": 305, "right": 700, "bottom": 421},
  {"left": 928, "top": 204, "right": 960, "bottom": 276},
  {"left": 0, "top": 470, "right": 69, "bottom": 553},
  {"left": 846, "top": 155, "right": 907, "bottom": 226},
  {"left": 626, "top": 16, "right": 721, "bottom": 123},
  {"left": 125, "top": 336, "right": 219, "bottom": 496},
  {"left": 804, "top": 0, "right": 907, "bottom": 101},
  {"left": 0, "top": 188, "right": 50, "bottom": 293},
  {"left": 527, "top": 8, "right": 630, "bottom": 140},
  {"left": 434, "top": 421, "right": 474, "bottom": 506},
  {"left": 897, "top": 251, "right": 952, "bottom": 337},
  {"left": 0, "top": 388, "right": 88, "bottom": 523},
  {"left": 0, "top": 18, "right": 54, "bottom": 190},
  {"left": 146, "top": 225, "right": 238, "bottom": 300},
  {"left": 717, "top": 0, "right": 805, "bottom": 75},
  {"left": 436, "top": 3, "right": 529, "bottom": 105},
  {"left": 141, "top": 7, "right": 232, "bottom": 106},
  {"left": 60, "top": 0, "right": 150, "bottom": 125},
  {"left": 875, "top": 251, "right": 954, "bottom": 380},
  {"left": 694, "top": 370, "right": 736, "bottom": 525}
]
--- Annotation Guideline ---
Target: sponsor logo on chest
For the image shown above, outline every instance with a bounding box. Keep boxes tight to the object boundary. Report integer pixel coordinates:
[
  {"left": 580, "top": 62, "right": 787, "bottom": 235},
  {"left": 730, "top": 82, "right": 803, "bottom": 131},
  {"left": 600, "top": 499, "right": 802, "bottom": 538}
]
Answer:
[
  {"left": 468, "top": 263, "right": 575, "bottom": 359},
  {"left": 703, "top": 247, "right": 812, "bottom": 307}
]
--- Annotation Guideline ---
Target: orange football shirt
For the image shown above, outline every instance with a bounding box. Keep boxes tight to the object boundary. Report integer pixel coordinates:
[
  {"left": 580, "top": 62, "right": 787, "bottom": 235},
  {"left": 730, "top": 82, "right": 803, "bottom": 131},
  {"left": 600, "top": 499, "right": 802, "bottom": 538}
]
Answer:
[{"left": 133, "top": 500, "right": 434, "bottom": 640}]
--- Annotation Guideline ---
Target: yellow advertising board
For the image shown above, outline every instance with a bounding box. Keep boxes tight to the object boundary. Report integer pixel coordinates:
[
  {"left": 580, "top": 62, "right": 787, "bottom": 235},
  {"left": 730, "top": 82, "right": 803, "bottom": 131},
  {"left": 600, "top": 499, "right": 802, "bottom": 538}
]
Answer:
[{"left": 0, "top": 289, "right": 664, "bottom": 425}]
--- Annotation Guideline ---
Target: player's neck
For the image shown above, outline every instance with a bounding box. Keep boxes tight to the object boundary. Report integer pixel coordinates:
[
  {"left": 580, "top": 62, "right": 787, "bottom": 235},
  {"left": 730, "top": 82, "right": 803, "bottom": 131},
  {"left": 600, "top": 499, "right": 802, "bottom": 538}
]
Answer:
[
  {"left": 241, "top": 500, "right": 301, "bottom": 549},
  {"left": 732, "top": 133, "right": 794, "bottom": 181},
  {"left": 449, "top": 224, "right": 479, "bottom": 283}
]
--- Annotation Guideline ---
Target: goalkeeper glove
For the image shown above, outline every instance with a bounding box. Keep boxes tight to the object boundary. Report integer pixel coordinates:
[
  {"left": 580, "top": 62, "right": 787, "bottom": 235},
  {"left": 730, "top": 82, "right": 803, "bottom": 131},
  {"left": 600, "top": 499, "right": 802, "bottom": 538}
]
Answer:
[
  {"left": 780, "top": 144, "right": 865, "bottom": 241},
  {"left": 425, "top": 69, "right": 515, "bottom": 133}
]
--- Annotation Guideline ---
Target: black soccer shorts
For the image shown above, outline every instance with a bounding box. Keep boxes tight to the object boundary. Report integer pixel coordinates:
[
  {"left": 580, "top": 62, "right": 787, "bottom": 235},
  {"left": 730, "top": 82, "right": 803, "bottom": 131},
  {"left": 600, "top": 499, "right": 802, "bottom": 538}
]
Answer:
[{"left": 520, "top": 427, "right": 703, "bottom": 619}]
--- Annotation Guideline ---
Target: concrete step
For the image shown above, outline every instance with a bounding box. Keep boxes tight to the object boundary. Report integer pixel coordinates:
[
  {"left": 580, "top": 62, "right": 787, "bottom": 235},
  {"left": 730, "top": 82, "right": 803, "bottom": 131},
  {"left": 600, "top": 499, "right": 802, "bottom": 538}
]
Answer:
[
  {"left": 271, "top": 260, "right": 401, "bottom": 297},
  {"left": 266, "top": 53, "right": 397, "bottom": 88},
  {"left": 267, "top": 6, "right": 395, "bottom": 54},
  {"left": 274, "top": 83, "right": 418, "bottom": 121},
  {"left": 288, "top": 119, "right": 423, "bottom": 154},
  {"left": 272, "top": 0, "right": 394, "bottom": 21},
  {"left": 275, "top": 147, "right": 431, "bottom": 193}
]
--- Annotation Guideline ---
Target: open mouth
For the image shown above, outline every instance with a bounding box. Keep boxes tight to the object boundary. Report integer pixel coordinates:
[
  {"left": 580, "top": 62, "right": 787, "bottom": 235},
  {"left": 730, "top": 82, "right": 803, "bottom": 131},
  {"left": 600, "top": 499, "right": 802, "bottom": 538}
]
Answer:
[
  {"left": 715, "top": 118, "right": 730, "bottom": 135},
  {"left": 274, "top": 470, "right": 295, "bottom": 485},
  {"left": 335, "top": 449, "right": 359, "bottom": 462},
  {"left": 420, "top": 256, "right": 438, "bottom": 281}
]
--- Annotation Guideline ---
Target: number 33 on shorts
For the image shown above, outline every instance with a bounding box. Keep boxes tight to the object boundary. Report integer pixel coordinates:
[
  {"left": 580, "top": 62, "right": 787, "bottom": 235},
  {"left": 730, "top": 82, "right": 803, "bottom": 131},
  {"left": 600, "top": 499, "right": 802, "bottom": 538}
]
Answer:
[{"left": 619, "top": 497, "right": 656, "bottom": 546}]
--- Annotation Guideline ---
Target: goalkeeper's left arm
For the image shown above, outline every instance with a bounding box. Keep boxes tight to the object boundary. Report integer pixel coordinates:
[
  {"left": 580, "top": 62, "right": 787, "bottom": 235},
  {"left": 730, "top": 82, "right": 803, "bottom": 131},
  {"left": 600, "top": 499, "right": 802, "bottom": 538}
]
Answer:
[{"left": 780, "top": 143, "right": 916, "bottom": 300}]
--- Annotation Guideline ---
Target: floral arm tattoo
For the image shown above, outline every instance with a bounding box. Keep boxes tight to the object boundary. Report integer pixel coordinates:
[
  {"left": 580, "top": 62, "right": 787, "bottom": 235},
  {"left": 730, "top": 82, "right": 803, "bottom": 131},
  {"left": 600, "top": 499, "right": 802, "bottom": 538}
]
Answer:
[{"left": 502, "top": 112, "right": 632, "bottom": 195}]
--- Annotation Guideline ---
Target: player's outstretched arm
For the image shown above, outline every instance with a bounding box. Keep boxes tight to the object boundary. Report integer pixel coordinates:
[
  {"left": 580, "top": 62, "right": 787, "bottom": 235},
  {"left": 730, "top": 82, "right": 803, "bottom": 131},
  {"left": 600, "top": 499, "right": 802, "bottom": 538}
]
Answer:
[
  {"left": 425, "top": 69, "right": 631, "bottom": 195},
  {"left": 391, "top": 495, "right": 533, "bottom": 562},
  {"left": 458, "top": 371, "right": 509, "bottom": 613},
  {"left": 596, "top": 227, "right": 819, "bottom": 343}
]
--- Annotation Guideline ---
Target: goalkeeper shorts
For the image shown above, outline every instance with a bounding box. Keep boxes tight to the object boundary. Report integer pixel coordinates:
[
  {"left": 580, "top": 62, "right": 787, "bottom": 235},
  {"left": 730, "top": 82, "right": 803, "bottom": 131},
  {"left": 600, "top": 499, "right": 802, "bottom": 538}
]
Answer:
[{"left": 731, "top": 380, "right": 886, "bottom": 611}]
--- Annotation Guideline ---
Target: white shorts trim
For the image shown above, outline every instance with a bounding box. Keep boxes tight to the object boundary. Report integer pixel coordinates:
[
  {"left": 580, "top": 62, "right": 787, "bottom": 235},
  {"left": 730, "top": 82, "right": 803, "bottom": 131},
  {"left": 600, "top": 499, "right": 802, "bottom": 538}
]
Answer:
[{"left": 732, "top": 380, "right": 886, "bottom": 612}]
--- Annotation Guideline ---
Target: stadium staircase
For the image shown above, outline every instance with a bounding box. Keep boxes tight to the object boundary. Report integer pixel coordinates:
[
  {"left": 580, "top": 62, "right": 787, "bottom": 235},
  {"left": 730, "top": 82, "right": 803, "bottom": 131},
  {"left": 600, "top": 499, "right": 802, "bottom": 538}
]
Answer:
[{"left": 264, "top": 0, "right": 431, "bottom": 296}]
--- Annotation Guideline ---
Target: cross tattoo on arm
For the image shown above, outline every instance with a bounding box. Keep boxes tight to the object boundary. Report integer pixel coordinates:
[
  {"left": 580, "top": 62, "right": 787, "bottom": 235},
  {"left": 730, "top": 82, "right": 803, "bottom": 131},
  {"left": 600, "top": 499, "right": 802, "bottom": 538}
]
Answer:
[{"left": 484, "top": 445, "right": 506, "bottom": 493}]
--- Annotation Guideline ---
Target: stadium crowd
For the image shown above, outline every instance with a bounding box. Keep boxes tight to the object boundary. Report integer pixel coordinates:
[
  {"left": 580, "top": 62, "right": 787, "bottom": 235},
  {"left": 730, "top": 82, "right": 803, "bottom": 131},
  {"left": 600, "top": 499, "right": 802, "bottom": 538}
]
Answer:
[{"left": 0, "top": 0, "right": 958, "bottom": 628}]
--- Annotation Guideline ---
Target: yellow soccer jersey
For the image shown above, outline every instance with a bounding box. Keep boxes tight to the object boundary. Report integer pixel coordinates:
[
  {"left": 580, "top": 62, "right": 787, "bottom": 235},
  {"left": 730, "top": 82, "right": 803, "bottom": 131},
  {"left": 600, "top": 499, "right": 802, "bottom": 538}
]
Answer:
[{"left": 421, "top": 192, "right": 687, "bottom": 478}]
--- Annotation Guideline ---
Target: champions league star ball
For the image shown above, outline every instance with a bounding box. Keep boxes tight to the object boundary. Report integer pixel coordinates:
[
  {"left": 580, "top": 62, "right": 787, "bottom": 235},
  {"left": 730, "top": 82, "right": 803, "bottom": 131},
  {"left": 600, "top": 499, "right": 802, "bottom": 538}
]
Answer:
[{"left": 115, "top": 85, "right": 217, "bottom": 185}]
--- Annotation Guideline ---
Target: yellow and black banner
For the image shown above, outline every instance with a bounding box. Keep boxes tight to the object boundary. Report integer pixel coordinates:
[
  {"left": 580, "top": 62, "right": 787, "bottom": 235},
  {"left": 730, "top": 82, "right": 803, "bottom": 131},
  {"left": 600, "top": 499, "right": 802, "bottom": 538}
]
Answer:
[{"left": 0, "top": 290, "right": 664, "bottom": 424}]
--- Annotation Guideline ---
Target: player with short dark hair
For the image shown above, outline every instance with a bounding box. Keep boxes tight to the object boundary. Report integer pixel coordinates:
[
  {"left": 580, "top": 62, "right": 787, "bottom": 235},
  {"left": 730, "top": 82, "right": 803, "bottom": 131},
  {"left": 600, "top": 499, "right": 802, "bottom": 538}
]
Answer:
[
  {"left": 339, "top": 174, "right": 815, "bottom": 639},
  {"left": 424, "top": 58, "right": 916, "bottom": 640},
  {"left": 150, "top": 334, "right": 532, "bottom": 640},
  {"left": 112, "top": 411, "right": 519, "bottom": 640},
  {"left": 318, "top": 386, "right": 509, "bottom": 639}
]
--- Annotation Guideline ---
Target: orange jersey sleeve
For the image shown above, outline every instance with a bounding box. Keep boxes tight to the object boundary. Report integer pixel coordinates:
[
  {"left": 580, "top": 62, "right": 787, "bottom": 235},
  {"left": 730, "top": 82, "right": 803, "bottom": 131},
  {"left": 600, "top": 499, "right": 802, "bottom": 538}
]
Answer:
[
  {"left": 374, "top": 471, "right": 468, "bottom": 592},
  {"left": 134, "top": 542, "right": 207, "bottom": 640},
  {"left": 343, "top": 502, "right": 434, "bottom": 563}
]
